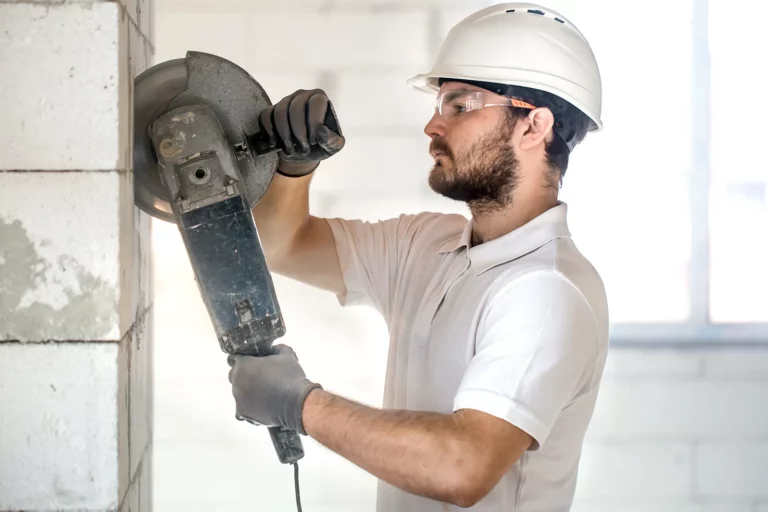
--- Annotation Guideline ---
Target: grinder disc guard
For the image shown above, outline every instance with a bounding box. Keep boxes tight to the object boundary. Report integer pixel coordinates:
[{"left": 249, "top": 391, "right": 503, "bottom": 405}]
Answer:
[{"left": 133, "top": 51, "right": 279, "bottom": 222}]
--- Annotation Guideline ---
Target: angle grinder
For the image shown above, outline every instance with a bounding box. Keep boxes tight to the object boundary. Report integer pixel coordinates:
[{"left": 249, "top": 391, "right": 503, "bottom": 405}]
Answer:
[{"left": 132, "top": 51, "right": 318, "bottom": 501}]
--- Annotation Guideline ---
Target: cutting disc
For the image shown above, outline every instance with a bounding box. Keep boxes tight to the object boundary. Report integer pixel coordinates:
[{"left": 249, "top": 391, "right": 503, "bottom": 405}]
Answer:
[{"left": 133, "top": 51, "right": 279, "bottom": 222}]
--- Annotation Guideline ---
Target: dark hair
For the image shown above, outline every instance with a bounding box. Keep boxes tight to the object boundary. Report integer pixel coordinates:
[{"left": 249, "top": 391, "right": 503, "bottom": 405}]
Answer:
[{"left": 438, "top": 78, "right": 592, "bottom": 182}]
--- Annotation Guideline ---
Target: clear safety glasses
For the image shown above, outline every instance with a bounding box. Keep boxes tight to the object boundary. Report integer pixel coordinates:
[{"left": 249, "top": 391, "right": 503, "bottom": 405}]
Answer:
[{"left": 434, "top": 90, "right": 537, "bottom": 121}]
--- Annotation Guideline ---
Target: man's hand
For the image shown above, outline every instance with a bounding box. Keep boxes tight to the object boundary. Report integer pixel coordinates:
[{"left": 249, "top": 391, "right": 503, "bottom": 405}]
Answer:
[
  {"left": 227, "top": 345, "right": 322, "bottom": 435},
  {"left": 257, "top": 88, "right": 345, "bottom": 177}
]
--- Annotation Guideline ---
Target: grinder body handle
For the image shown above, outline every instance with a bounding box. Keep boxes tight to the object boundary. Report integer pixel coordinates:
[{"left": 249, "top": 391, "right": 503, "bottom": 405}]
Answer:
[{"left": 148, "top": 103, "right": 304, "bottom": 465}]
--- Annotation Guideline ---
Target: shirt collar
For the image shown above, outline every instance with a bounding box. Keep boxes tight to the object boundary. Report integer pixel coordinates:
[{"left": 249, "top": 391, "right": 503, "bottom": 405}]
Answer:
[{"left": 437, "top": 202, "right": 571, "bottom": 275}]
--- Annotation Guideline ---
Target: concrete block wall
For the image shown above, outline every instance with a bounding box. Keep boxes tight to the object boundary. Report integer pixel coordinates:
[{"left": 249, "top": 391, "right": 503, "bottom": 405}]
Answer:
[
  {"left": 573, "top": 349, "right": 768, "bottom": 512},
  {"left": 149, "top": 0, "right": 768, "bottom": 511},
  {"left": 0, "top": 1, "right": 154, "bottom": 510}
]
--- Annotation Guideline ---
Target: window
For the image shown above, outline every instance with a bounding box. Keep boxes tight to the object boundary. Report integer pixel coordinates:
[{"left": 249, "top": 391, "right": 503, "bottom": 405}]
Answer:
[
  {"left": 557, "top": 0, "right": 768, "bottom": 344},
  {"left": 708, "top": 0, "right": 768, "bottom": 326}
]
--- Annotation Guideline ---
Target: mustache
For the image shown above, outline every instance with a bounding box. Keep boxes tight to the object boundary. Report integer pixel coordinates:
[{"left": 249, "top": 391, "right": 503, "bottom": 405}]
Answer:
[{"left": 430, "top": 138, "right": 453, "bottom": 158}]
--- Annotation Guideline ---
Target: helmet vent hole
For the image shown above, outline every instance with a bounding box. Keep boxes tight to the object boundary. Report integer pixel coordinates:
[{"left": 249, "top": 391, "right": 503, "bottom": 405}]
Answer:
[
  {"left": 555, "top": 17, "right": 565, "bottom": 23},
  {"left": 527, "top": 9, "right": 545, "bottom": 15},
  {"left": 506, "top": 9, "right": 515, "bottom": 12}
]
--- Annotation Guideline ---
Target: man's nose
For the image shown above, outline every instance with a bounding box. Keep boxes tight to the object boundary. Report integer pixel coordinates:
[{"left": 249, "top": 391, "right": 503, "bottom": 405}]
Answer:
[{"left": 424, "top": 111, "right": 446, "bottom": 140}]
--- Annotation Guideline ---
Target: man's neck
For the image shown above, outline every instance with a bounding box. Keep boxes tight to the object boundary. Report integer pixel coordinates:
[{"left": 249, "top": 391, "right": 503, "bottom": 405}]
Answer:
[{"left": 469, "top": 195, "right": 558, "bottom": 246}]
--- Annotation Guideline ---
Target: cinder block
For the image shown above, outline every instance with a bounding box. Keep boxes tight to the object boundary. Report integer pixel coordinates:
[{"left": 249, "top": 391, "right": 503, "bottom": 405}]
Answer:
[
  {"left": 118, "top": 330, "right": 131, "bottom": 506},
  {"left": 119, "top": 308, "right": 152, "bottom": 508},
  {"left": 128, "top": 312, "right": 153, "bottom": 480},
  {"left": 121, "top": 453, "right": 149, "bottom": 512},
  {"left": 139, "top": 210, "right": 153, "bottom": 328},
  {"left": 122, "top": 0, "right": 139, "bottom": 28},
  {"left": 0, "top": 3, "right": 125, "bottom": 171},
  {"left": 117, "top": 206, "right": 152, "bottom": 500},
  {"left": 587, "top": 380, "right": 768, "bottom": 438},
  {"left": 0, "top": 172, "right": 130, "bottom": 342},
  {"left": 130, "top": 21, "right": 152, "bottom": 82},
  {"left": 573, "top": 441, "right": 691, "bottom": 500},
  {"left": 309, "top": 129, "right": 434, "bottom": 195},
  {"left": 0, "top": 343, "right": 119, "bottom": 510},
  {"left": 696, "top": 442, "right": 768, "bottom": 498},
  {"left": 602, "top": 349, "right": 703, "bottom": 378},
  {"left": 139, "top": 0, "right": 153, "bottom": 42},
  {"left": 128, "top": 477, "right": 140, "bottom": 512},
  {"left": 119, "top": 175, "right": 153, "bottom": 335},
  {"left": 333, "top": 70, "right": 436, "bottom": 129},
  {"left": 702, "top": 349, "right": 768, "bottom": 379},
  {"left": 118, "top": 6, "right": 132, "bottom": 175},
  {"left": 243, "top": 11, "right": 432, "bottom": 70},
  {"left": 140, "top": 454, "right": 151, "bottom": 512},
  {"left": 124, "top": 0, "right": 152, "bottom": 39}
]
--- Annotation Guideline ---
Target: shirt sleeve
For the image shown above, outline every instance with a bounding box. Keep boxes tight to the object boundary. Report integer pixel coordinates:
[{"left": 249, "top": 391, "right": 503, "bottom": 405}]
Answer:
[
  {"left": 452, "top": 270, "right": 599, "bottom": 450},
  {"left": 325, "top": 212, "right": 450, "bottom": 320}
]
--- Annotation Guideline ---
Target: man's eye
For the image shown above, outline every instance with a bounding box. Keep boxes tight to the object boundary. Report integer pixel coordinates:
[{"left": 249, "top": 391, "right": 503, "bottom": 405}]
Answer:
[{"left": 451, "top": 103, "right": 468, "bottom": 114}]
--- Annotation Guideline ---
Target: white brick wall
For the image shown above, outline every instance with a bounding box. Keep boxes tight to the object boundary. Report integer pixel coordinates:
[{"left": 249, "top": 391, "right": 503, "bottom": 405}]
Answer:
[
  {"left": 0, "top": 172, "right": 124, "bottom": 341},
  {"left": 600, "top": 349, "right": 704, "bottom": 377},
  {"left": 573, "top": 348, "right": 768, "bottom": 511},
  {"left": 0, "top": 0, "right": 154, "bottom": 509},
  {"left": 0, "top": 344, "right": 120, "bottom": 510},
  {"left": 697, "top": 443, "right": 768, "bottom": 498},
  {"left": 0, "top": 3, "right": 124, "bottom": 171},
  {"left": 148, "top": 1, "right": 768, "bottom": 511},
  {"left": 575, "top": 441, "right": 693, "bottom": 500},
  {"left": 571, "top": 502, "right": 758, "bottom": 512},
  {"left": 702, "top": 350, "right": 768, "bottom": 378},
  {"left": 588, "top": 380, "right": 768, "bottom": 438}
]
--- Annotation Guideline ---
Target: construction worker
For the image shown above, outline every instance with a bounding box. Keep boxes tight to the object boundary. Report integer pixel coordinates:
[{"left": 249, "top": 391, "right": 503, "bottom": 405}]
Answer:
[{"left": 227, "top": 3, "right": 609, "bottom": 510}]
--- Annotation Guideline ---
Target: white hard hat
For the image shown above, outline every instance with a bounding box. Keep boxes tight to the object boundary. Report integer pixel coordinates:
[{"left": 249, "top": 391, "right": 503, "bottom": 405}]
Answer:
[{"left": 407, "top": 3, "right": 603, "bottom": 132}]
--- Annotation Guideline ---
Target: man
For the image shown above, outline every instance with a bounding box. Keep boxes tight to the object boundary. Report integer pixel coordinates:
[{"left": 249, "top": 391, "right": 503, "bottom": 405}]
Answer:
[{"left": 227, "top": 3, "right": 609, "bottom": 510}]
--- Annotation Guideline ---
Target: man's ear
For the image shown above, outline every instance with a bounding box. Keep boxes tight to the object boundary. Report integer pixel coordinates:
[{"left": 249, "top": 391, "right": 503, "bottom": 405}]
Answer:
[{"left": 519, "top": 108, "right": 555, "bottom": 151}]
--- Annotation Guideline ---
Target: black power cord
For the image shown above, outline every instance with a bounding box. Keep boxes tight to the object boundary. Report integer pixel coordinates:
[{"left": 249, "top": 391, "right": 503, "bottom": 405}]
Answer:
[{"left": 293, "top": 462, "right": 303, "bottom": 512}]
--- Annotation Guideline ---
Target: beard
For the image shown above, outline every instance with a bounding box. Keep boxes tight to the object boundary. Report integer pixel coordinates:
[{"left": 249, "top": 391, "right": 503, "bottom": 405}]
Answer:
[{"left": 428, "top": 118, "right": 520, "bottom": 213}]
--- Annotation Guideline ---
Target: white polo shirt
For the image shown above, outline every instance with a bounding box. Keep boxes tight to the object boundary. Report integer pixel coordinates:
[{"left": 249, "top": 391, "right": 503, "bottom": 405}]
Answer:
[{"left": 326, "top": 202, "right": 610, "bottom": 512}]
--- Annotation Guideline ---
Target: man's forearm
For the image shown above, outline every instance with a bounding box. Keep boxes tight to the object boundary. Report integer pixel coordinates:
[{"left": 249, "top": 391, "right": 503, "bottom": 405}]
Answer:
[
  {"left": 251, "top": 172, "right": 312, "bottom": 263},
  {"left": 301, "top": 389, "right": 482, "bottom": 506}
]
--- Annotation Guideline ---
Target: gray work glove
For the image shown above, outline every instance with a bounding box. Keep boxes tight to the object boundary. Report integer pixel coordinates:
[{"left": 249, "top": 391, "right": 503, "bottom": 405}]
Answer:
[
  {"left": 257, "top": 89, "right": 345, "bottom": 177},
  {"left": 227, "top": 345, "right": 322, "bottom": 435}
]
